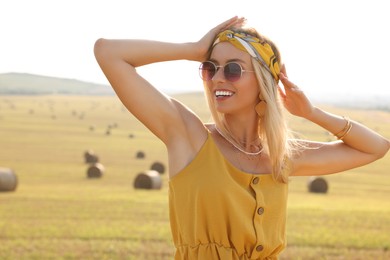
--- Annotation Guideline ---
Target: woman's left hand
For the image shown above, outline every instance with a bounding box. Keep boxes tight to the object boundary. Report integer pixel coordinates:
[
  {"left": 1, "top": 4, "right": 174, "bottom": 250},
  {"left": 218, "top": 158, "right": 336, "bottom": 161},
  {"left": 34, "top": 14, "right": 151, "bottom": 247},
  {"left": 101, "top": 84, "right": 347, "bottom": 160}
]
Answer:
[
  {"left": 194, "top": 16, "right": 246, "bottom": 61},
  {"left": 278, "top": 66, "right": 315, "bottom": 119}
]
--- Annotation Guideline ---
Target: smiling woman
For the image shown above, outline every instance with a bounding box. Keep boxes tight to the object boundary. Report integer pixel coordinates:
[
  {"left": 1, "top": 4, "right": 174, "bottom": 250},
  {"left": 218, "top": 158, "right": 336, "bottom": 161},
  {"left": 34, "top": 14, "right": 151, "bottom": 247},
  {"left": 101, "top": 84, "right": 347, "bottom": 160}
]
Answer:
[{"left": 94, "top": 16, "right": 389, "bottom": 260}]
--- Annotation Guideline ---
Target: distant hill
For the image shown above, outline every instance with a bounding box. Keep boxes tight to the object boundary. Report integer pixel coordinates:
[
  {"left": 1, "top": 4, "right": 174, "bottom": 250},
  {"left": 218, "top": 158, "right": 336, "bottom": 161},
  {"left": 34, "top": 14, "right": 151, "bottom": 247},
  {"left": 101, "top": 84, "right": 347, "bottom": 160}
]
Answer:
[
  {"left": 1, "top": 72, "right": 389, "bottom": 111},
  {"left": 0, "top": 73, "right": 114, "bottom": 95}
]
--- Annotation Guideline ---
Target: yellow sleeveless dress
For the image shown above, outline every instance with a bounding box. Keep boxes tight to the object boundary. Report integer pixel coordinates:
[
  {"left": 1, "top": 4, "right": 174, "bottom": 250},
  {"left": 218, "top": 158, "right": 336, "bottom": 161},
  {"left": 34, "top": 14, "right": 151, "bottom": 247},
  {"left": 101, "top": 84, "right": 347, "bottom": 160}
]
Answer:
[{"left": 169, "top": 133, "right": 291, "bottom": 260}]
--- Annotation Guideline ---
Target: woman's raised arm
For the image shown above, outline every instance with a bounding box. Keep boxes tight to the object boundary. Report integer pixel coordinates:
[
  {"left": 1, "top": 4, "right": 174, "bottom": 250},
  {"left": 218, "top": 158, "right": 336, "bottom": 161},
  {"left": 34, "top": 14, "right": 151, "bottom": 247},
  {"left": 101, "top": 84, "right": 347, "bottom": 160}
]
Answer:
[
  {"left": 278, "top": 70, "right": 390, "bottom": 176},
  {"left": 94, "top": 38, "right": 199, "bottom": 143},
  {"left": 93, "top": 17, "right": 245, "bottom": 144}
]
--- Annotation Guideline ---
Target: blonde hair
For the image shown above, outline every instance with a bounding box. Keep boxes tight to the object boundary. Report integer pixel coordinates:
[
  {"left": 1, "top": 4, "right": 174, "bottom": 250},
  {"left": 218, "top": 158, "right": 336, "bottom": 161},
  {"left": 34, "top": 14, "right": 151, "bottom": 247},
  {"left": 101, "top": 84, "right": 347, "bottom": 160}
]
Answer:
[{"left": 204, "top": 27, "right": 296, "bottom": 183}]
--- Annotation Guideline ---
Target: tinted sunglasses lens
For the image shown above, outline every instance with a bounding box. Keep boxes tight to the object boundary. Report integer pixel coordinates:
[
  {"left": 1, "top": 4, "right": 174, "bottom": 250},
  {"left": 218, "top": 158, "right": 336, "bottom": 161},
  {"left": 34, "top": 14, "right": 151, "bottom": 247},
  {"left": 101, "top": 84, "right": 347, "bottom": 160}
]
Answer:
[
  {"left": 199, "top": 62, "right": 216, "bottom": 81},
  {"left": 224, "top": 63, "right": 242, "bottom": 82}
]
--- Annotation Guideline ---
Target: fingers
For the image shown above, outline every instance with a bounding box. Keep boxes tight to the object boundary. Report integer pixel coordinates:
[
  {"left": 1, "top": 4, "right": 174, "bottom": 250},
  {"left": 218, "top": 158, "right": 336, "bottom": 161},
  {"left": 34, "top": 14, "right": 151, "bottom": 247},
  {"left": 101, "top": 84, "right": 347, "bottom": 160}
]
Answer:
[
  {"left": 277, "top": 85, "right": 286, "bottom": 99},
  {"left": 279, "top": 71, "right": 299, "bottom": 92},
  {"left": 280, "top": 64, "right": 287, "bottom": 77},
  {"left": 229, "top": 17, "right": 246, "bottom": 28},
  {"left": 217, "top": 16, "right": 246, "bottom": 31},
  {"left": 279, "top": 72, "right": 291, "bottom": 88},
  {"left": 215, "top": 17, "right": 237, "bottom": 31}
]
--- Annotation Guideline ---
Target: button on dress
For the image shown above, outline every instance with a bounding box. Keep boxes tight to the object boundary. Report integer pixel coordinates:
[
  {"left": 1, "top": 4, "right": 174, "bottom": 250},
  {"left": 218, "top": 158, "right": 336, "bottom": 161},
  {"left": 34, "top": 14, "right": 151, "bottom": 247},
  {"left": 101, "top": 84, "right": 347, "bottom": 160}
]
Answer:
[{"left": 169, "top": 133, "right": 291, "bottom": 259}]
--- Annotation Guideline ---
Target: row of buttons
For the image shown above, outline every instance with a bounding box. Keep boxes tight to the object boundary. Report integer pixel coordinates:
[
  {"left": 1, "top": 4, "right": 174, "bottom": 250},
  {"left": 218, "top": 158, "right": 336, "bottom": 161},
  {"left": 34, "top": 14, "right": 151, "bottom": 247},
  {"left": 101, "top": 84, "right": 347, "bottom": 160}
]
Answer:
[{"left": 252, "top": 176, "right": 264, "bottom": 252}]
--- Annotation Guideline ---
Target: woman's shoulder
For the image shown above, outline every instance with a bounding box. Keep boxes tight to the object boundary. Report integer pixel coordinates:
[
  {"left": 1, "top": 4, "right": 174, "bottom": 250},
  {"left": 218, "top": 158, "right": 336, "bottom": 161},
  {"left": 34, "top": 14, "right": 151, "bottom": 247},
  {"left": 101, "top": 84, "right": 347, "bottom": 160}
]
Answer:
[{"left": 167, "top": 121, "right": 210, "bottom": 178}]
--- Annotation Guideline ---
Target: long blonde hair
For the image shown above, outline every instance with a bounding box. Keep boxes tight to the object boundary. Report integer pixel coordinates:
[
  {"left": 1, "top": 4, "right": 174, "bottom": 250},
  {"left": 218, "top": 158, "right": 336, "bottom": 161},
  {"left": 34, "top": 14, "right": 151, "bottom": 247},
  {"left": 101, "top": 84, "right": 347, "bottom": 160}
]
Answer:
[{"left": 204, "top": 27, "right": 295, "bottom": 183}]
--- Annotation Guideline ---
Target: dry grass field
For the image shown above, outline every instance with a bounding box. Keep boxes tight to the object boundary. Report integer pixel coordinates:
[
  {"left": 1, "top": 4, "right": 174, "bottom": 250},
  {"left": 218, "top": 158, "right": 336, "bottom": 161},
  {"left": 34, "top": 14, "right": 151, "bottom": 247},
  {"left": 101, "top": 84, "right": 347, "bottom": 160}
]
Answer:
[{"left": 0, "top": 93, "right": 389, "bottom": 260}]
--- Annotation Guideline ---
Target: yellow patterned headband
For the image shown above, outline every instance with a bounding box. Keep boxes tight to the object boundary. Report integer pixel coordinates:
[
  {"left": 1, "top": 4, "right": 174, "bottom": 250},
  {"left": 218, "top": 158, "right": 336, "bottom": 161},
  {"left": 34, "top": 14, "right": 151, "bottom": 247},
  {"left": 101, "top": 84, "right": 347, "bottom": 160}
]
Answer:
[{"left": 213, "top": 30, "right": 280, "bottom": 81}]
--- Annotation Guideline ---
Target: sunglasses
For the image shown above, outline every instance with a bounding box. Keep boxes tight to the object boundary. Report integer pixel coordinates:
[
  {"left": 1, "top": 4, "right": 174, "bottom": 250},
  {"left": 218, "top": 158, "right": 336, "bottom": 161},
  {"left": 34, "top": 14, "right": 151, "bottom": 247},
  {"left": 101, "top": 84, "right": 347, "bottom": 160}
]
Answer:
[{"left": 199, "top": 61, "right": 254, "bottom": 82}]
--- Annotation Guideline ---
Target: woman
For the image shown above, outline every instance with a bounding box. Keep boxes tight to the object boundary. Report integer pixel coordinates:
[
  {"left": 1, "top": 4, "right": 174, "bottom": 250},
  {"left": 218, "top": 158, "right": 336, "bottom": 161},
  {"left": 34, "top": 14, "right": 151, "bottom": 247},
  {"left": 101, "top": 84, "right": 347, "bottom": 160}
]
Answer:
[{"left": 94, "top": 16, "right": 389, "bottom": 260}]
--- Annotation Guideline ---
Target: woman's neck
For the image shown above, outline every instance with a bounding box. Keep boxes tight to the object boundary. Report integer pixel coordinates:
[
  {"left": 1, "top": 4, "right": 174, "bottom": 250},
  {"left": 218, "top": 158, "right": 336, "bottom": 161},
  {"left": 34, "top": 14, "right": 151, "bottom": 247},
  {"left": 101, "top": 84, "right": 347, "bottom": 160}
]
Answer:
[{"left": 218, "top": 117, "right": 261, "bottom": 150}]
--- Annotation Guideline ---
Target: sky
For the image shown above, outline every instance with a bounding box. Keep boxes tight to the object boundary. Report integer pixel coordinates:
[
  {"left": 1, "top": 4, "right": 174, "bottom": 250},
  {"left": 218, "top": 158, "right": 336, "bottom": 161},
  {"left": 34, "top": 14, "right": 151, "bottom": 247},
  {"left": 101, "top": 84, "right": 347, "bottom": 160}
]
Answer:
[{"left": 1, "top": 0, "right": 390, "bottom": 98}]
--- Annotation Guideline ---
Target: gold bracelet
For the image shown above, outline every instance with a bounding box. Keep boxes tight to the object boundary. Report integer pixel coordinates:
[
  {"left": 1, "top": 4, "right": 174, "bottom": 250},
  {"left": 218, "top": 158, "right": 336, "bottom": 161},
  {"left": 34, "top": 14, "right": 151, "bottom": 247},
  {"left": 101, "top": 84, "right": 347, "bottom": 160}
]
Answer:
[
  {"left": 337, "top": 122, "right": 353, "bottom": 140},
  {"left": 333, "top": 116, "right": 353, "bottom": 140},
  {"left": 334, "top": 116, "right": 350, "bottom": 138}
]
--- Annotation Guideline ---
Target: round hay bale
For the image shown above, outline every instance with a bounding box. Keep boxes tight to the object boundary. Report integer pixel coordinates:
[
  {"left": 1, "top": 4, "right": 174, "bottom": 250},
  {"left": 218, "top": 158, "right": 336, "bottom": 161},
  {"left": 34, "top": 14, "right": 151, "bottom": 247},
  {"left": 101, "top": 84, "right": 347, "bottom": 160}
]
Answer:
[
  {"left": 87, "top": 163, "right": 104, "bottom": 178},
  {"left": 150, "top": 161, "right": 166, "bottom": 174},
  {"left": 136, "top": 151, "right": 145, "bottom": 159},
  {"left": 308, "top": 177, "right": 328, "bottom": 194},
  {"left": 0, "top": 168, "right": 18, "bottom": 192},
  {"left": 84, "top": 150, "right": 99, "bottom": 163},
  {"left": 133, "top": 170, "right": 162, "bottom": 190}
]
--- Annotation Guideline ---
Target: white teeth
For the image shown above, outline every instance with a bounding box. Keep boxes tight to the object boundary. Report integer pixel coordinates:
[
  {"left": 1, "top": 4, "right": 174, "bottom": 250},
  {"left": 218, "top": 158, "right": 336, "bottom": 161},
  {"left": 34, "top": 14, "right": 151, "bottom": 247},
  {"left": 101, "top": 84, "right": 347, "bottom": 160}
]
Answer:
[{"left": 215, "top": 90, "right": 233, "bottom": 97}]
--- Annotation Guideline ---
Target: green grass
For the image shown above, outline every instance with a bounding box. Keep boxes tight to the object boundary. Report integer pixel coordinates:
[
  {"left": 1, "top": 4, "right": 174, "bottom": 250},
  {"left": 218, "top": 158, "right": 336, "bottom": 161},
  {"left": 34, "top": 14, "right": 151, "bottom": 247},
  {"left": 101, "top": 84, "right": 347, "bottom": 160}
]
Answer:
[{"left": 0, "top": 94, "right": 389, "bottom": 260}]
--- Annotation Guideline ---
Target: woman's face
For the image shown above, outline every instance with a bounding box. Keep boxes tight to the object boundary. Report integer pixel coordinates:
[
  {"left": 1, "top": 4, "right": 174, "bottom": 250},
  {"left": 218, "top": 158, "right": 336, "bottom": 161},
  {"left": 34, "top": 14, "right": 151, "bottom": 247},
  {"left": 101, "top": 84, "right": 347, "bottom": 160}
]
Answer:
[{"left": 206, "top": 42, "right": 260, "bottom": 116}]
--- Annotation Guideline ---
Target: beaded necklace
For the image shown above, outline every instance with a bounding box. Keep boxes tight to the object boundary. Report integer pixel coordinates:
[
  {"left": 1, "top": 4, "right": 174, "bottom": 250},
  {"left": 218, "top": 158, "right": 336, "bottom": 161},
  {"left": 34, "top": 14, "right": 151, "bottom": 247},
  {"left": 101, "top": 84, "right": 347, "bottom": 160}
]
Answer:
[{"left": 215, "top": 126, "right": 263, "bottom": 156}]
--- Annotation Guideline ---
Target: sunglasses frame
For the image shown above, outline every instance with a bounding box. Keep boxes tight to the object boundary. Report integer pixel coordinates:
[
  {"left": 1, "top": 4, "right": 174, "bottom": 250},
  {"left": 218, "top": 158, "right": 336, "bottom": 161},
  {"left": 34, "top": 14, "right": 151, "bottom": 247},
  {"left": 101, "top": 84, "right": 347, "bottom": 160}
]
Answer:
[{"left": 199, "top": 61, "right": 254, "bottom": 82}]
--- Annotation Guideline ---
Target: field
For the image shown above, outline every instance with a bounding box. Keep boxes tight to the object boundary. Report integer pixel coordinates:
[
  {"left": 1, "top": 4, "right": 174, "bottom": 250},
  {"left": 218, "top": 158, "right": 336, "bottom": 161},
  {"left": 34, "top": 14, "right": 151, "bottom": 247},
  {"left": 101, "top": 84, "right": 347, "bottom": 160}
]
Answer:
[{"left": 0, "top": 94, "right": 389, "bottom": 260}]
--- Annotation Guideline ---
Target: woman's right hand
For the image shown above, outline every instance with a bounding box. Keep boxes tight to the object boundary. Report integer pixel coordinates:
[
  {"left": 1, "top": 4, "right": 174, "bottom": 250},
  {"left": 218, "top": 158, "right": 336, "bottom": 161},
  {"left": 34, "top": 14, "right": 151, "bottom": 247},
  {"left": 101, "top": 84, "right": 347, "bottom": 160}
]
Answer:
[{"left": 194, "top": 16, "right": 246, "bottom": 61}]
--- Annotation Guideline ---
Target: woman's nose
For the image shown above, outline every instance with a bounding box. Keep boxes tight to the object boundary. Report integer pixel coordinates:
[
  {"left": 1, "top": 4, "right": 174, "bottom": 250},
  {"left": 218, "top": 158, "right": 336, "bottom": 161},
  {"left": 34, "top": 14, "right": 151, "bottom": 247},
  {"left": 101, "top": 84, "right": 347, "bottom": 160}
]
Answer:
[{"left": 212, "top": 67, "right": 225, "bottom": 82}]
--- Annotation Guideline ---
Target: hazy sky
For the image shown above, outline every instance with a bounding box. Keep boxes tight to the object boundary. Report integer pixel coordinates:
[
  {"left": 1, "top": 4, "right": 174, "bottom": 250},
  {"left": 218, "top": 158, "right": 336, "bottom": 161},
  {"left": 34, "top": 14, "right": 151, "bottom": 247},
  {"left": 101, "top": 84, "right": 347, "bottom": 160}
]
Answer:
[{"left": 1, "top": 0, "right": 390, "bottom": 97}]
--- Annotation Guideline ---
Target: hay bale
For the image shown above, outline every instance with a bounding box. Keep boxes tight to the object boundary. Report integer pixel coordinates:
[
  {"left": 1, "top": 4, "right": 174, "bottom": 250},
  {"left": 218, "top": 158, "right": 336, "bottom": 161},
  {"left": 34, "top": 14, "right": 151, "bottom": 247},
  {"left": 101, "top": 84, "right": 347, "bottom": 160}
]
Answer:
[
  {"left": 133, "top": 170, "right": 162, "bottom": 190},
  {"left": 0, "top": 168, "right": 18, "bottom": 192},
  {"left": 136, "top": 151, "right": 145, "bottom": 159},
  {"left": 308, "top": 177, "right": 328, "bottom": 194},
  {"left": 87, "top": 163, "right": 104, "bottom": 178},
  {"left": 150, "top": 161, "right": 166, "bottom": 174},
  {"left": 84, "top": 150, "right": 99, "bottom": 163}
]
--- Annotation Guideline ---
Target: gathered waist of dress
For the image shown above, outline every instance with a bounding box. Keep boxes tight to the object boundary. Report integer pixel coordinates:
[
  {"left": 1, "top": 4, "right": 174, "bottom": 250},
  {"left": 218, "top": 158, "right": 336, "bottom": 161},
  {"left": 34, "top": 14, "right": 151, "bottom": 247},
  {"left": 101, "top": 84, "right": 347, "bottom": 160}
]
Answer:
[{"left": 174, "top": 242, "right": 278, "bottom": 260}]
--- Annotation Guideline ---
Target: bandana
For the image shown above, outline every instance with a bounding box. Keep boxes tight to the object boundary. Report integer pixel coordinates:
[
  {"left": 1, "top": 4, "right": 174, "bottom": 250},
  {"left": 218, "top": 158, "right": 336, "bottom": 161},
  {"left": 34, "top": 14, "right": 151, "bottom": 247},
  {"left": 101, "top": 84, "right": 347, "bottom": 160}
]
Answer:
[{"left": 213, "top": 30, "right": 280, "bottom": 81}]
